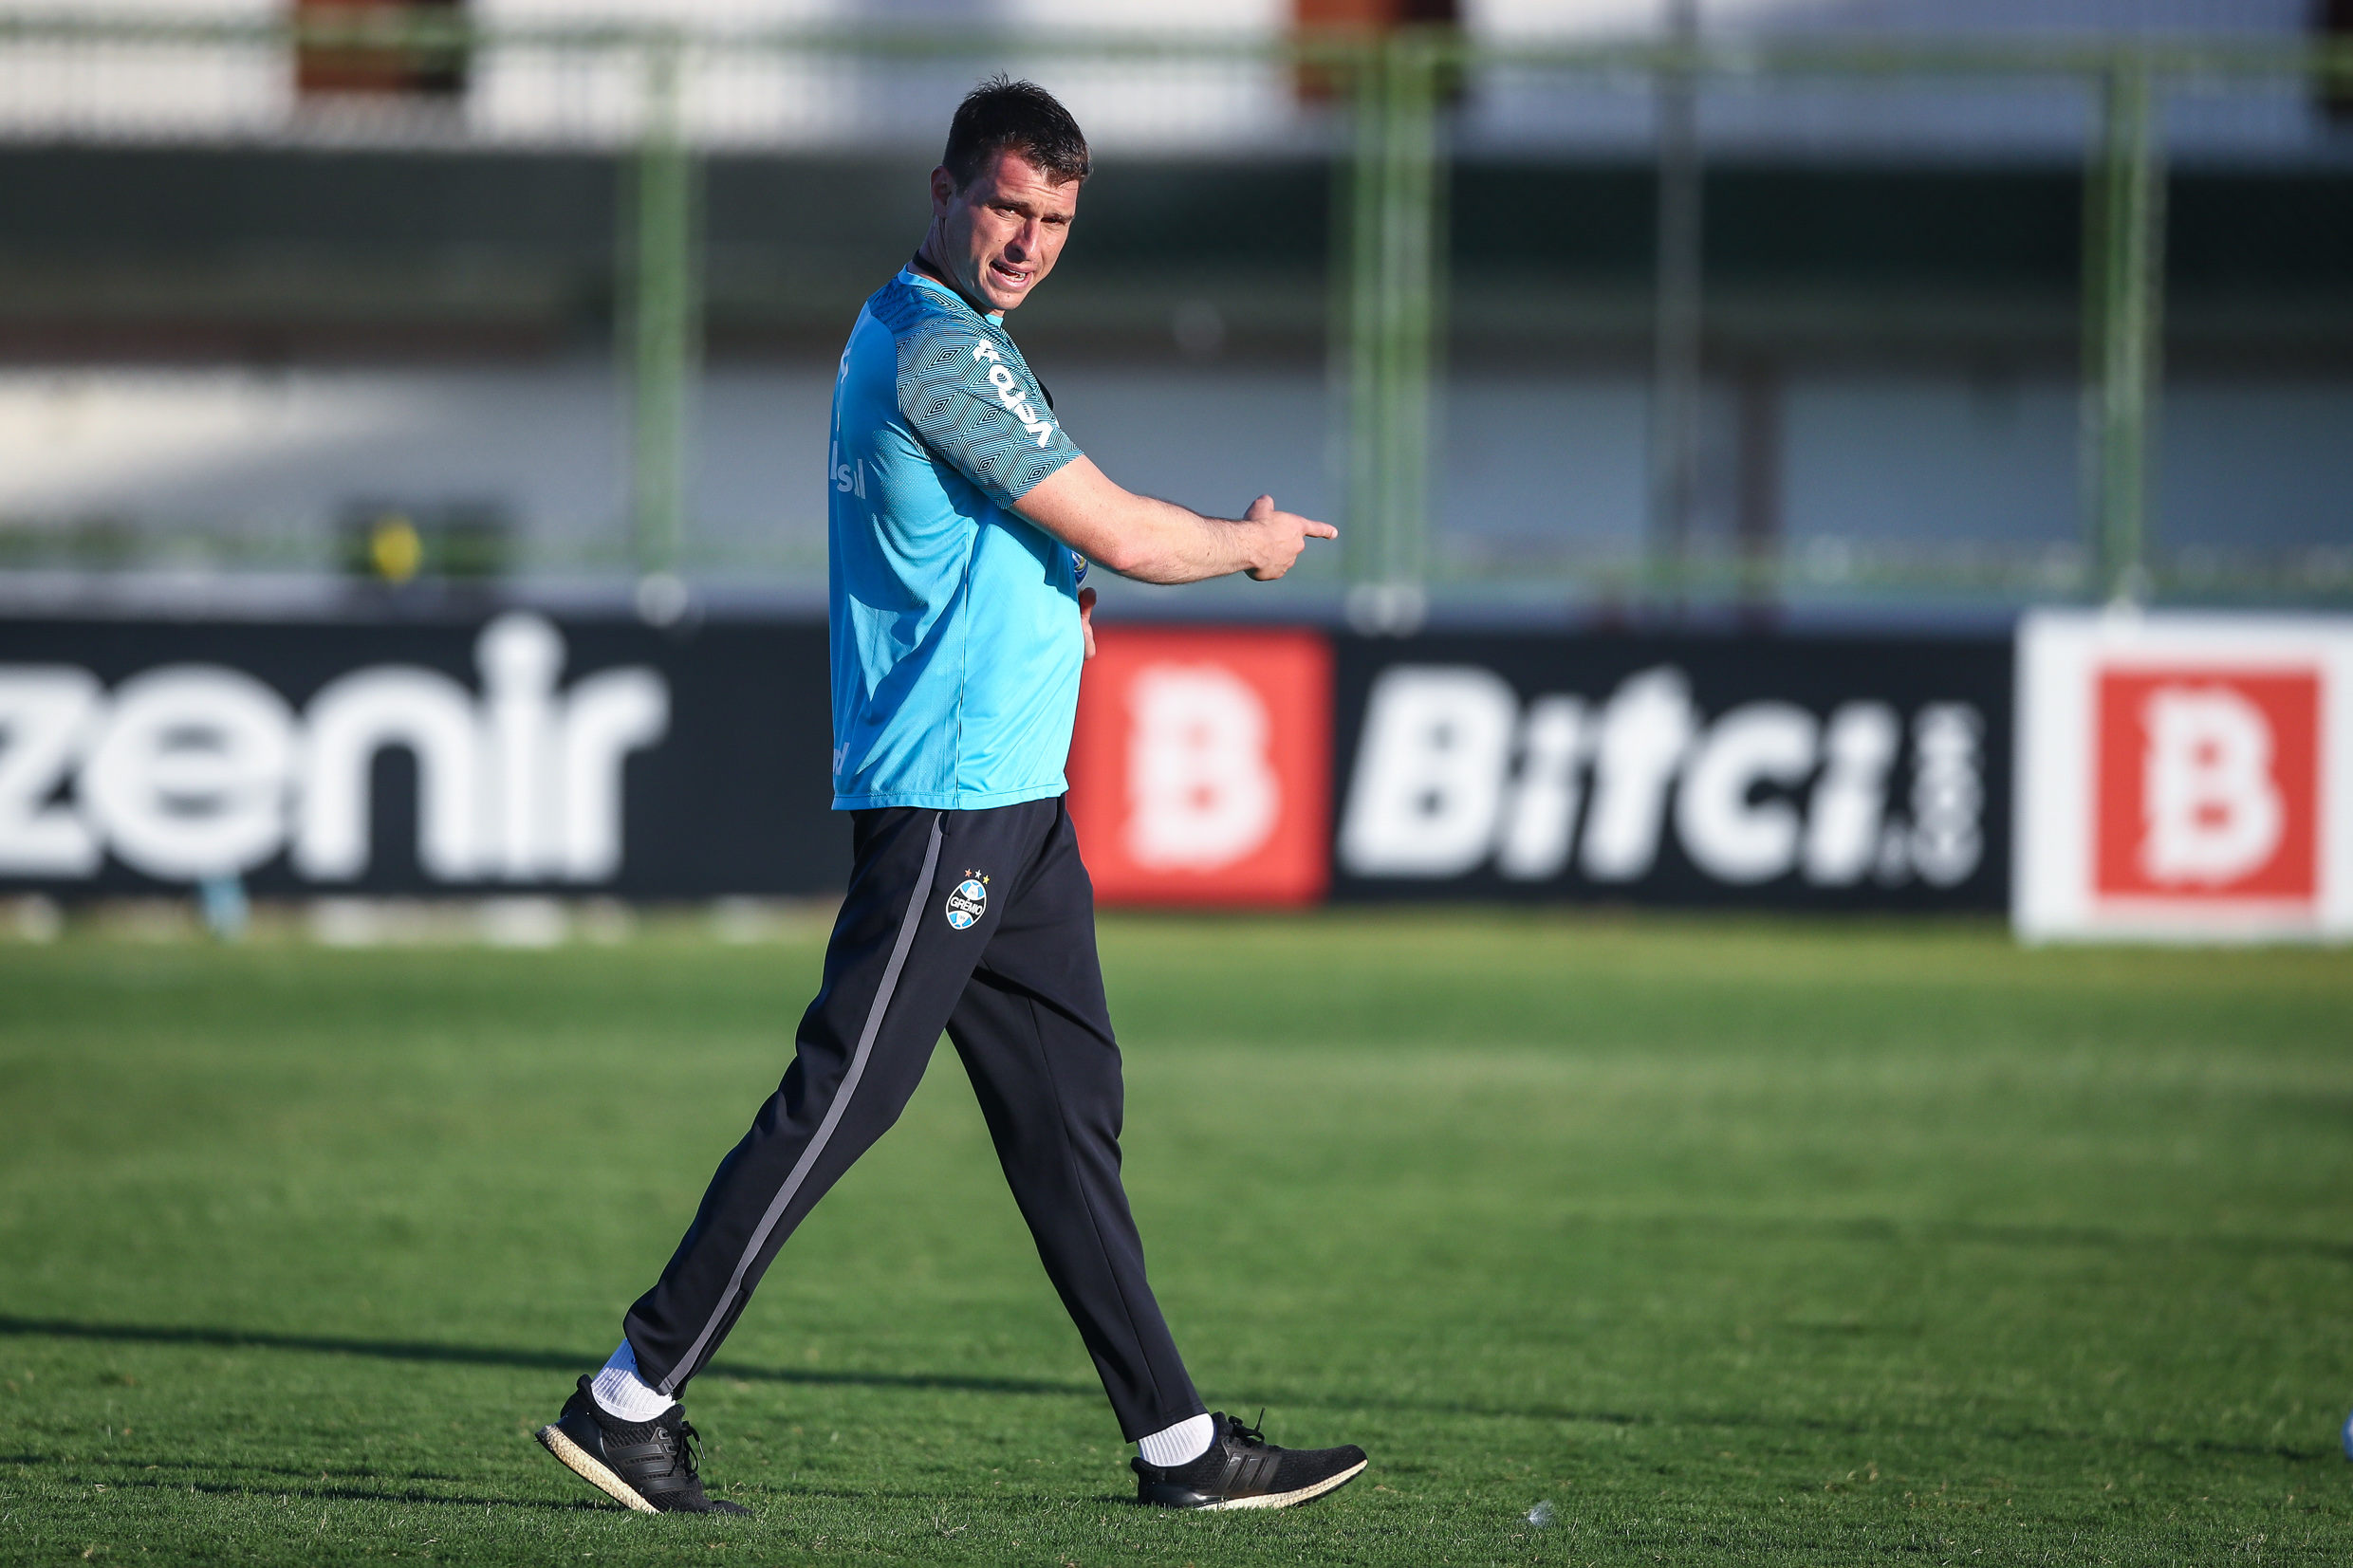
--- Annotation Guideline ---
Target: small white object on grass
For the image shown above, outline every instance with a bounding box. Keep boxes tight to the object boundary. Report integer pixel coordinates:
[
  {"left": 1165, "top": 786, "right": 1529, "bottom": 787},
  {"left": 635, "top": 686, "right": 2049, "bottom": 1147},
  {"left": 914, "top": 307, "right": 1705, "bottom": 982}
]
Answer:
[
  {"left": 1527, "top": 1501, "right": 1556, "bottom": 1528},
  {"left": 478, "top": 896, "right": 567, "bottom": 949}
]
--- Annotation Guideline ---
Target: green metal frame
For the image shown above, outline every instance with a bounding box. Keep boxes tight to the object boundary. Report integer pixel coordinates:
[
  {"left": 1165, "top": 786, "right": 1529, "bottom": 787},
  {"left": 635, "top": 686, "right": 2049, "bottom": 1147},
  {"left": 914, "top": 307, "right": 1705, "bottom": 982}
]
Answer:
[
  {"left": 626, "top": 32, "right": 697, "bottom": 581},
  {"left": 1337, "top": 29, "right": 1443, "bottom": 630},
  {"left": 2082, "top": 56, "right": 2166, "bottom": 607},
  {"left": 2, "top": 14, "right": 2349, "bottom": 603},
  {"left": 1647, "top": 1, "right": 1704, "bottom": 607}
]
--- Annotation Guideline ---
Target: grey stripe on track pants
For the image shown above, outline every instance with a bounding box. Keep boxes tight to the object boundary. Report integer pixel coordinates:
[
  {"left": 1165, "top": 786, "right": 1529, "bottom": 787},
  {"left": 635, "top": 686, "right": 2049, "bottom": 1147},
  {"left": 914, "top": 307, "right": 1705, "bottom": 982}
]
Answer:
[{"left": 621, "top": 797, "right": 1207, "bottom": 1442}]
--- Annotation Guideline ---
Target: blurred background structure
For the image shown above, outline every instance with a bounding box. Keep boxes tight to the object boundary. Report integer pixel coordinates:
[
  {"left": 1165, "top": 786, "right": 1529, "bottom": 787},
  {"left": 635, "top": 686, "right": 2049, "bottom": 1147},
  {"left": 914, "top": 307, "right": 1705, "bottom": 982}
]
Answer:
[{"left": 0, "top": 0, "right": 2346, "bottom": 629}]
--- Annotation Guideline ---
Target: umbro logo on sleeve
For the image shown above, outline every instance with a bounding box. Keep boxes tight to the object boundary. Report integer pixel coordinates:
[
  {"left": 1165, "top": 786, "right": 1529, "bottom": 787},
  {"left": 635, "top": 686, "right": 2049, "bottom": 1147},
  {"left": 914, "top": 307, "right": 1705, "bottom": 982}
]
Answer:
[{"left": 970, "top": 343, "right": 1057, "bottom": 448}]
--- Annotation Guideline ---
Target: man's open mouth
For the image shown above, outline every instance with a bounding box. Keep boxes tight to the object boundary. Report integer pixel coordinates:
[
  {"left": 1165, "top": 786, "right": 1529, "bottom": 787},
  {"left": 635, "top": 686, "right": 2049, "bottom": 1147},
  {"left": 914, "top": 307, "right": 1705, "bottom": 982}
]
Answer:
[{"left": 989, "top": 258, "right": 1031, "bottom": 288}]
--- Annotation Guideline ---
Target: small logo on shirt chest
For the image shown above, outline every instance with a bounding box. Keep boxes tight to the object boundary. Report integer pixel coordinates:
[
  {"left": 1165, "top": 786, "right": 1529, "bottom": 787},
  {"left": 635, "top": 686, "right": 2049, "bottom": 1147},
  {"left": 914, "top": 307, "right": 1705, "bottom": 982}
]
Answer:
[{"left": 945, "top": 873, "right": 990, "bottom": 931}]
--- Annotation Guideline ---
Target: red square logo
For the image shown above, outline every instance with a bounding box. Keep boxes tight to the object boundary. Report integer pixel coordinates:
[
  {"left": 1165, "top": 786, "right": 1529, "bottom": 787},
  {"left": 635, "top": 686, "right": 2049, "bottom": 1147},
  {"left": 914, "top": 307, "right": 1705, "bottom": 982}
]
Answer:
[
  {"left": 1065, "top": 628, "right": 1332, "bottom": 907},
  {"left": 2093, "top": 667, "right": 2322, "bottom": 903}
]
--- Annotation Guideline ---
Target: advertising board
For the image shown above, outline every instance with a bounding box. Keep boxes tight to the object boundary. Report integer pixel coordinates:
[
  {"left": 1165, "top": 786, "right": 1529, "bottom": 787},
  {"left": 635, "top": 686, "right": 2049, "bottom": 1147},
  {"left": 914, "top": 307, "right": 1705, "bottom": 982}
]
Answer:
[
  {"left": 1065, "top": 627, "right": 1333, "bottom": 908},
  {"left": 0, "top": 615, "right": 847, "bottom": 898},
  {"left": 1328, "top": 633, "right": 2011, "bottom": 910},
  {"left": 2013, "top": 611, "right": 2353, "bottom": 941},
  {"left": 0, "top": 616, "right": 2018, "bottom": 912}
]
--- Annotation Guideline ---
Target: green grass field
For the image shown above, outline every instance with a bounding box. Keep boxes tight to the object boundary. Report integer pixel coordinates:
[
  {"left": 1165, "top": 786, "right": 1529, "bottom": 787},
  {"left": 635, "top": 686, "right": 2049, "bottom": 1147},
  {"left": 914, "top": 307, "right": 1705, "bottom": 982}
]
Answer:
[{"left": 1, "top": 911, "right": 2349, "bottom": 1564}]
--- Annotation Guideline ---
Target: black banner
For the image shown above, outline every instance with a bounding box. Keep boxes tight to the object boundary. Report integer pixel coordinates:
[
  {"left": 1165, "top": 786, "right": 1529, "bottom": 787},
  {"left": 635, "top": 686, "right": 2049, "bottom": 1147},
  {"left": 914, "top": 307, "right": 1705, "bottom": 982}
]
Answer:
[
  {"left": 1329, "top": 633, "right": 2011, "bottom": 910},
  {"left": 0, "top": 616, "right": 2012, "bottom": 910},
  {"left": 0, "top": 615, "right": 847, "bottom": 897}
]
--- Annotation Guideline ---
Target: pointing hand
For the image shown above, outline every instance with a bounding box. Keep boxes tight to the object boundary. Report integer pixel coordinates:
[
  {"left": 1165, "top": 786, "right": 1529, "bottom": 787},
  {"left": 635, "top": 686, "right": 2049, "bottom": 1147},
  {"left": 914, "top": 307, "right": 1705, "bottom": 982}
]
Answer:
[{"left": 1243, "top": 495, "right": 1339, "bottom": 582}]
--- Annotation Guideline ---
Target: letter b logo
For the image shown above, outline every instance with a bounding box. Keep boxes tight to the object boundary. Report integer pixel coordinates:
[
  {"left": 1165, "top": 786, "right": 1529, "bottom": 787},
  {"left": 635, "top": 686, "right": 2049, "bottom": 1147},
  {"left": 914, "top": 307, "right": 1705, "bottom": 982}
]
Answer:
[
  {"left": 2095, "top": 669, "right": 2320, "bottom": 903},
  {"left": 1065, "top": 630, "right": 1332, "bottom": 907},
  {"left": 1123, "top": 665, "right": 1281, "bottom": 873}
]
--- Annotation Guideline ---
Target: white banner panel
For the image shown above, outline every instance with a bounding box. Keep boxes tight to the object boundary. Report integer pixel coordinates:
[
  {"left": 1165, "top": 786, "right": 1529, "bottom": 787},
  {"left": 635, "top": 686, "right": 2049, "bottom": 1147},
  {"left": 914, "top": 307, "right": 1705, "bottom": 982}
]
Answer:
[{"left": 2014, "top": 610, "right": 2353, "bottom": 943}]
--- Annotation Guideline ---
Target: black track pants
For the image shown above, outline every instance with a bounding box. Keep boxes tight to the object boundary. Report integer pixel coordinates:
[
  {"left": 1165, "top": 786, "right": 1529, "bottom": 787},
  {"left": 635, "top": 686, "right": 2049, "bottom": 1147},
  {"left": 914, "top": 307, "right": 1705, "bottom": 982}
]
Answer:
[{"left": 621, "top": 798, "right": 1205, "bottom": 1442}]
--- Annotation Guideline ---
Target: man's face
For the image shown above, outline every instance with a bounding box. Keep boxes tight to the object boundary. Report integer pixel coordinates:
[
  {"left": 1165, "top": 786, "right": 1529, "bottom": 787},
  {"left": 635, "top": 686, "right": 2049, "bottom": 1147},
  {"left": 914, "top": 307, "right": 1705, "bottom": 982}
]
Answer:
[{"left": 928, "top": 150, "right": 1078, "bottom": 314}]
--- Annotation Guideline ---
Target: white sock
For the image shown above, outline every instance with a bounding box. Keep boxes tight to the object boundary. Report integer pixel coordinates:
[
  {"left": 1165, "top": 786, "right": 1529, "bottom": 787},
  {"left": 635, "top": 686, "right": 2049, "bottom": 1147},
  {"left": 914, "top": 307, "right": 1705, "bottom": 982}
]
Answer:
[
  {"left": 1137, "top": 1412, "right": 1214, "bottom": 1468},
  {"left": 589, "top": 1339, "right": 675, "bottom": 1424}
]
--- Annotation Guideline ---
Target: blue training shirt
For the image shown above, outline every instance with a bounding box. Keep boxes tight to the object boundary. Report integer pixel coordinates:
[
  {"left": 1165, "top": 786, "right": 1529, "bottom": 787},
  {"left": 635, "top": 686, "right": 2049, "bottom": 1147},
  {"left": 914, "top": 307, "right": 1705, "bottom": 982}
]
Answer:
[{"left": 826, "top": 267, "right": 1088, "bottom": 810}]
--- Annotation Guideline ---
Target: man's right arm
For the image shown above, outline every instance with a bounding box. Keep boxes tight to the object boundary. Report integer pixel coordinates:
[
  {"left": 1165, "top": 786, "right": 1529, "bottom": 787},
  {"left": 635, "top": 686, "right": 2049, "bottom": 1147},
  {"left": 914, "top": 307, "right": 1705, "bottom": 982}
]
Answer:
[{"left": 1013, "top": 455, "right": 1337, "bottom": 585}]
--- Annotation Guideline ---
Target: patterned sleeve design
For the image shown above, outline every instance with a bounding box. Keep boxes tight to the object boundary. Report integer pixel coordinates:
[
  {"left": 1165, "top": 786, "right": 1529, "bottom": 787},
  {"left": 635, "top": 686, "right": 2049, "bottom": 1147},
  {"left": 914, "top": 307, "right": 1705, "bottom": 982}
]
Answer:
[{"left": 893, "top": 303, "right": 1083, "bottom": 510}]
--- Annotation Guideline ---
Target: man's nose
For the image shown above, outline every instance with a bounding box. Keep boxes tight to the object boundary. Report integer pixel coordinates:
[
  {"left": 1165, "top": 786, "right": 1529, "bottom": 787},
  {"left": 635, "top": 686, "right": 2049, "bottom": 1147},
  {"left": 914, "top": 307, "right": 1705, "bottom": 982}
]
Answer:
[{"left": 1005, "top": 219, "right": 1038, "bottom": 258}]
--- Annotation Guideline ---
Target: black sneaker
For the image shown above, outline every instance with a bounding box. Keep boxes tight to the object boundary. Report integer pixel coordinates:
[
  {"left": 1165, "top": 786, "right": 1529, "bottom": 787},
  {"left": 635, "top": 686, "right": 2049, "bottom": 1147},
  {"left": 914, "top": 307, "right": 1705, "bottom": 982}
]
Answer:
[
  {"left": 535, "top": 1375, "right": 750, "bottom": 1515},
  {"left": 1132, "top": 1411, "right": 1367, "bottom": 1511}
]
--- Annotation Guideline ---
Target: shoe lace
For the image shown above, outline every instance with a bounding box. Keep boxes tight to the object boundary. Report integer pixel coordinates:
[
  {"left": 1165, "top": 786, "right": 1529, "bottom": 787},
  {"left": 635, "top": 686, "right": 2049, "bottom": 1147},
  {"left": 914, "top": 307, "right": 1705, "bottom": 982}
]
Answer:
[
  {"left": 1231, "top": 1409, "right": 1269, "bottom": 1448},
  {"left": 669, "top": 1414, "right": 706, "bottom": 1481}
]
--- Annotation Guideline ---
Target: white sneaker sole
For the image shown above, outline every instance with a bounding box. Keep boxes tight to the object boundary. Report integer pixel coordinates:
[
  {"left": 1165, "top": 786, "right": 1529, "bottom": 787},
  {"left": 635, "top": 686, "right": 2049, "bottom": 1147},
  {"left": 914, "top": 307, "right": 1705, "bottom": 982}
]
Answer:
[
  {"left": 536, "top": 1422, "right": 658, "bottom": 1514},
  {"left": 1192, "top": 1458, "right": 1368, "bottom": 1511}
]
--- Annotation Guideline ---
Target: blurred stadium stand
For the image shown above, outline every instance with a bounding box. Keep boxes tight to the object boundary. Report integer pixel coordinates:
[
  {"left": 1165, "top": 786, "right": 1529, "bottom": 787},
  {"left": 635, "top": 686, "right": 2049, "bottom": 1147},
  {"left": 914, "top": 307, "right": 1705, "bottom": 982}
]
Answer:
[{"left": 0, "top": 0, "right": 2344, "bottom": 623}]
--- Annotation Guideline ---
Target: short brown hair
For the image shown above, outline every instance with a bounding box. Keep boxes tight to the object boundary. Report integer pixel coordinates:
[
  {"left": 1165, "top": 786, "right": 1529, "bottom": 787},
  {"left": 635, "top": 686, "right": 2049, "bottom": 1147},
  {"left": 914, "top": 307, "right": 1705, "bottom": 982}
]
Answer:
[{"left": 942, "top": 75, "right": 1090, "bottom": 191}]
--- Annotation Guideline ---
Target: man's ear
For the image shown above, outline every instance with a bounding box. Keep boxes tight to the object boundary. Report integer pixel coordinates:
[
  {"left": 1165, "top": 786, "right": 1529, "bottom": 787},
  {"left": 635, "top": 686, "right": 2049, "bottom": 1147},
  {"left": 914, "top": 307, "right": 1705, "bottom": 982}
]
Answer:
[{"left": 929, "top": 165, "right": 958, "bottom": 214}]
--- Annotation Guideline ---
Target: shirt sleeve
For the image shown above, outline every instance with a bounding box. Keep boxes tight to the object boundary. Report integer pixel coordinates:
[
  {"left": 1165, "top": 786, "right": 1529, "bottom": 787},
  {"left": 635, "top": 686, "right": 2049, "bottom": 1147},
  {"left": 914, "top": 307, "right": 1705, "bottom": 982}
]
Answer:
[{"left": 897, "top": 316, "right": 1084, "bottom": 510}]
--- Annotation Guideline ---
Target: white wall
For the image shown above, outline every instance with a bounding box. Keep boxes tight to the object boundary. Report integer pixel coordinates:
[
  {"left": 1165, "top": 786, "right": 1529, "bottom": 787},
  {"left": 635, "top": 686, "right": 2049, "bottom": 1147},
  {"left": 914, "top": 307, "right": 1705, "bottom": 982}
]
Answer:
[{"left": 4, "top": 361, "right": 2346, "bottom": 581}]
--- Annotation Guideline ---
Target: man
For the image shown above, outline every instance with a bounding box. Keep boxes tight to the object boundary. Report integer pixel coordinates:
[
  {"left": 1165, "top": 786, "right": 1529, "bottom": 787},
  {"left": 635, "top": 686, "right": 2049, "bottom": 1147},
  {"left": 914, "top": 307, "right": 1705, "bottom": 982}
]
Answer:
[{"left": 535, "top": 77, "right": 1364, "bottom": 1517}]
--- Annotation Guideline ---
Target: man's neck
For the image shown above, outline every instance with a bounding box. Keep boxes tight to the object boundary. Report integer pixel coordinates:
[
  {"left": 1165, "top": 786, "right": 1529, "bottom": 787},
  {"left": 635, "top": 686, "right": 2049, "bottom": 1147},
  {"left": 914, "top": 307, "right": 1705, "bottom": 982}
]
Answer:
[{"left": 910, "top": 239, "right": 997, "bottom": 322}]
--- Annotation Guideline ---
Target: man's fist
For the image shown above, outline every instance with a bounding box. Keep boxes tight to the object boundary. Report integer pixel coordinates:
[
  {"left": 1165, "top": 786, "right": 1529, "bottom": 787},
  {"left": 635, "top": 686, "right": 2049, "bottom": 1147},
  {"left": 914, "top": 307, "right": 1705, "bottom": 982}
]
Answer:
[{"left": 1243, "top": 494, "right": 1339, "bottom": 582}]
